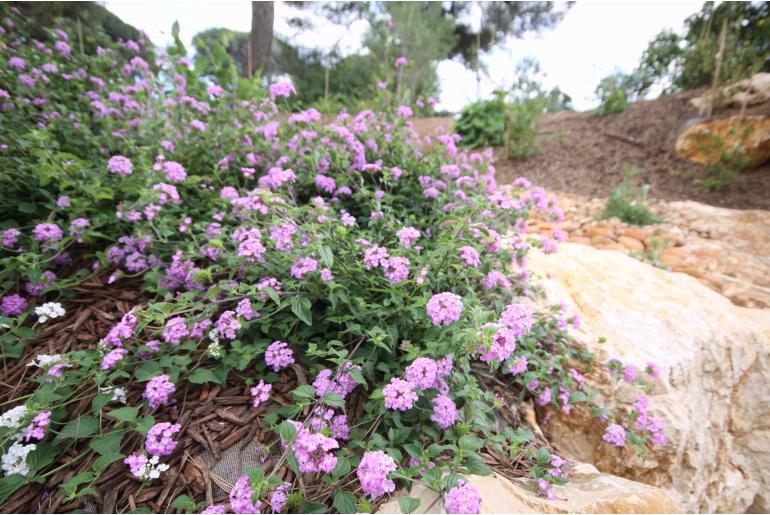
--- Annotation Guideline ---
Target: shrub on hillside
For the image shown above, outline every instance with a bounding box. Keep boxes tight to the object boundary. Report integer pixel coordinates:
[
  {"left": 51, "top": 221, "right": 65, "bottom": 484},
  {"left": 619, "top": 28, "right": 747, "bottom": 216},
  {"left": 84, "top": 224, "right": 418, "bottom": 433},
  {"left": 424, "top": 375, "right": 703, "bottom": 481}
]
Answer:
[
  {"left": 594, "top": 73, "right": 634, "bottom": 116},
  {"left": 0, "top": 7, "right": 667, "bottom": 513},
  {"left": 602, "top": 166, "right": 660, "bottom": 225},
  {"left": 454, "top": 94, "right": 507, "bottom": 148}
]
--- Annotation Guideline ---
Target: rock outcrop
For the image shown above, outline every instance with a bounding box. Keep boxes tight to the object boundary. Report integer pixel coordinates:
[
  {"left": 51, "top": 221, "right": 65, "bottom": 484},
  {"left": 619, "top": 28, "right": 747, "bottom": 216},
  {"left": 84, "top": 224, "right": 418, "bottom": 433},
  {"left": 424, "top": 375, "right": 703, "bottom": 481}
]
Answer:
[
  {"left": 674, "top": 114, "right": 770, "bottom": 168},
  {"left": 377, "top": 464, "right": 682, "bottom": 514},
  {"left": 528, "top": 195, "right": 770, "bottom": 308},
  {"left": 655, "top": 201, "right": 770, "bottom": 309},
  {"left": 690, "top": 73, "right": 770, "bottom": 111},
  {"left": 529, "top": 243, "right": 770, "bottom": 513}
]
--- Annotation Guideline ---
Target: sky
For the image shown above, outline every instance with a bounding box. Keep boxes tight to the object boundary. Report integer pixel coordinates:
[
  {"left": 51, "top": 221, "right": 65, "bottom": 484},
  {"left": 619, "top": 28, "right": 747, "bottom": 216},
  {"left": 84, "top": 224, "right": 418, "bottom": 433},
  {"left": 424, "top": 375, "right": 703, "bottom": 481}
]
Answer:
[{"left": 105, "top": 1, "right": 704, "bottom": 112}]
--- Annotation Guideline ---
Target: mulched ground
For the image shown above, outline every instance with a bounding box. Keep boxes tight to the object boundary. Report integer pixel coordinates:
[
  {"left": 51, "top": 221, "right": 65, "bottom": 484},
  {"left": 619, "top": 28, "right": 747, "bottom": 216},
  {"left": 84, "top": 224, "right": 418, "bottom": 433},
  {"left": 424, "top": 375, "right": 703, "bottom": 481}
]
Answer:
[
  {"left": 412, "top": 91, "right": 770, "bottom": 210},
  {"left": 0, "top": 276, "right": 294, "bottom": 513}
]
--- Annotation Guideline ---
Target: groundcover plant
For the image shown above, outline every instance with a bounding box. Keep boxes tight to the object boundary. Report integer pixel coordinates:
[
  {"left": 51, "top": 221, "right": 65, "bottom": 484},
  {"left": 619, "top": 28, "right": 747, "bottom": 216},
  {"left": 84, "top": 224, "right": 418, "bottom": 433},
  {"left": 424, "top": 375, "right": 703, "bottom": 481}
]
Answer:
[{"left": 0, "top": 7, "right": 665, "bottom": 514}]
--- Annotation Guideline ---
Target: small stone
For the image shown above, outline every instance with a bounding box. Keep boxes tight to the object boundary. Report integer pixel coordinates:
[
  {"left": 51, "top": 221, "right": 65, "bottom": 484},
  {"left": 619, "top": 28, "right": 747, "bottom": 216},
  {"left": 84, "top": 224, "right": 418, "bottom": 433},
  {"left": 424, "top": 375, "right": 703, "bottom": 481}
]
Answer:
[
  {"left": 591, "top": 235, "right": 616, "bottom": 246},
  {"left": 618, "top": 236, "right": 645, "bottom": 251},
  {"left": 594, "top": 242, "right": 627, "bottom": 252},
  {"left": 567, "top": 236, "right": 592, "bottom": 246},
  {"left": 586, "top": 227, "right": 616, "bottom": 240},
  {"left": 622, "top": 228, "right": 646, "bottom": 242}
]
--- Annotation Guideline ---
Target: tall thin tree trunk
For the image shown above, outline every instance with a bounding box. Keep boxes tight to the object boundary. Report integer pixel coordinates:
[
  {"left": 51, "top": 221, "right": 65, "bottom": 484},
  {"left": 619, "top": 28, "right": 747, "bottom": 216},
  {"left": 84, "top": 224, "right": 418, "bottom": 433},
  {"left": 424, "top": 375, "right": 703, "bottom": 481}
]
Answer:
[
  {"left": 250, "top": 1, "right": 274, "bottom": 77},
  {"left": 707, "top": 19, "right": 728, "bottom": 118}
]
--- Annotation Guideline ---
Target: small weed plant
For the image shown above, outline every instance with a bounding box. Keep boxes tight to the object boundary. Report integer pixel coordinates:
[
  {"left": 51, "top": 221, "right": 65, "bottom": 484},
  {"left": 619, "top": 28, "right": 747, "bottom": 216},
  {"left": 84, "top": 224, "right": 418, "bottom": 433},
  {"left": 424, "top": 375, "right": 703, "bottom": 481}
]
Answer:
[{"left": 602, "top": 166, "right": 660, "bottom": 226}]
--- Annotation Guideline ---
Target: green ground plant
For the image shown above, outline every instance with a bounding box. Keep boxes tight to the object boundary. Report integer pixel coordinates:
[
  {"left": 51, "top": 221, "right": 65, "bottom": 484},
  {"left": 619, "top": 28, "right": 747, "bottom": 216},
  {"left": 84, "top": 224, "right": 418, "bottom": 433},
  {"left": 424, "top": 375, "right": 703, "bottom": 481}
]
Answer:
[{"left": 602, "top": 166, "right": 660, "bottom": 225}]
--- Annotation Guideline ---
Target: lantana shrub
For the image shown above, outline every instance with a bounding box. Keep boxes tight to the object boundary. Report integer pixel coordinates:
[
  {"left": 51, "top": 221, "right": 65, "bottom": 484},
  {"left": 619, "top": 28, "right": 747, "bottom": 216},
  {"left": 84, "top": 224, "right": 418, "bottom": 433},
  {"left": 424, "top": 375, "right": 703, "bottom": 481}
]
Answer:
[{"left": 0, "top": 6, "right": 666, "bottom": 514}]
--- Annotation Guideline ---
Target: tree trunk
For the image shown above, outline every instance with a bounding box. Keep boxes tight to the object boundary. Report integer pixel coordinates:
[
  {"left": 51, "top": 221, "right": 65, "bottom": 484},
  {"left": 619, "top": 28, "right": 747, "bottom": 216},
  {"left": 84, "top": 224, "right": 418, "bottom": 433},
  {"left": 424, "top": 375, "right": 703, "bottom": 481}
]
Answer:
[{"left": 250, "top": 1, "right": 274, "bottom": 77}]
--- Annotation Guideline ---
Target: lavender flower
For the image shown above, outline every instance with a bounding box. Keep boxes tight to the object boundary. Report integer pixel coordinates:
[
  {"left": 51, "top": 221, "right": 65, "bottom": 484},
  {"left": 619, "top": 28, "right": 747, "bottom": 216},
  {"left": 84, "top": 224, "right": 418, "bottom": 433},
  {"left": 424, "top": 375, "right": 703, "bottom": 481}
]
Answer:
[{"left": 357, "top": 450, "right": 397, "bottom": 499}]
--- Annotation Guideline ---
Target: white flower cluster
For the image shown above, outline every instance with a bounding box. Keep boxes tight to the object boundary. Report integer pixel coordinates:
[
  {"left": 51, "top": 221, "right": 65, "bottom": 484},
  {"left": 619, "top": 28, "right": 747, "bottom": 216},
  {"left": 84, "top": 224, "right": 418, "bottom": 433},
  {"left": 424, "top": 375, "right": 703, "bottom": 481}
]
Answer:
[
  {"left": 0, "top": 405, "right": 27, "bottom": 435},
  {"left": 1, "top": 442, "right": 36, "bottom": 476},
  {"left": 34, "top": 302, "right": 65, "bottom": 323},
  {"left": 206, "top": 329, "right": 222, "bottom": 358},
  {"left": 135, "top": 455, "right": 170, "bottom": 480},
  {"left": 99, "top": 386, "right": 127, "bottom": 404},
  {"left": 27, "top": 353, "right": 66, "bottom": 370}
]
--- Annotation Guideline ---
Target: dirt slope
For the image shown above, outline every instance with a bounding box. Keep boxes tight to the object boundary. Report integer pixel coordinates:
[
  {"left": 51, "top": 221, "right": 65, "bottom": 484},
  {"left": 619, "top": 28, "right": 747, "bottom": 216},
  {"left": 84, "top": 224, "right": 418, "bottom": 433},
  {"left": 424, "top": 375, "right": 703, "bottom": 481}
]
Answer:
[{"left": 413, "top": 91, "right": 770, "bottom": 209}]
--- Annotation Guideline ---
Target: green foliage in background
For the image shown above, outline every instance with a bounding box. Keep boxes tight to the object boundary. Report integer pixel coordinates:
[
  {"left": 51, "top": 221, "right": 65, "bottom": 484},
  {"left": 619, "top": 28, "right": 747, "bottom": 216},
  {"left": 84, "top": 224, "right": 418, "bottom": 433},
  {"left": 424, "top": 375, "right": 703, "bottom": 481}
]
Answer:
[
  {"left": 364, "top": 2, "right": 457, "bottom": 107},
  {"left": 633, "top": 1, "right": 769, "bottom": 95},
  {"left": 193, "top": 28, "right": 250, "bottom": 78},
  {"left": 602, "top": 166, "right": 660, "bottom": 226},
  {"left": 455, "top": 59, "right": 572, "bottom": 154},
  {"left": 594, "top": 72, "right": 631, "bottom": 116},
  {"left": 454, "top": 95, "right": 507, "bottom": 148}
]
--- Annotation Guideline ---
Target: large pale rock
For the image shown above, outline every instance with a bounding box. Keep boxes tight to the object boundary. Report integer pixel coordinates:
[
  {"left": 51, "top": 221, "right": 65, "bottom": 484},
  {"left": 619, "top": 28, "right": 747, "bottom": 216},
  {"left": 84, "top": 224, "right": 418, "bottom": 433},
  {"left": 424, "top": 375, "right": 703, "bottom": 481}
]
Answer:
[
  {"left": 377, "top": 465, "right": 681, "bottom": 514},
  {"left": 674, "top": 114, "right": 770, "bottom": 168},
  {"left": 529, "top": 244, "right": 770, "bottom": 513}
]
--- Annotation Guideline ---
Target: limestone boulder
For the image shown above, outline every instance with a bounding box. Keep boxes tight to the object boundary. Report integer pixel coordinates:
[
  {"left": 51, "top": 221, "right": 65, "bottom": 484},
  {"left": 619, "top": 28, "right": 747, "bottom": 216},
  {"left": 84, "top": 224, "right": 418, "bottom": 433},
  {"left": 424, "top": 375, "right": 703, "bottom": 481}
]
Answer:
[
  {"left": 674, "top": 114, "right": 770, "bottom": 168},
  {"left": 529, "top": 244, "right": 770, "bottom": 513},
  {"left": 377, "top": 464, "right": 682, "bottom": 514},
  {"left": 690, "top": 73, "right": 770, "bottom": 111}
]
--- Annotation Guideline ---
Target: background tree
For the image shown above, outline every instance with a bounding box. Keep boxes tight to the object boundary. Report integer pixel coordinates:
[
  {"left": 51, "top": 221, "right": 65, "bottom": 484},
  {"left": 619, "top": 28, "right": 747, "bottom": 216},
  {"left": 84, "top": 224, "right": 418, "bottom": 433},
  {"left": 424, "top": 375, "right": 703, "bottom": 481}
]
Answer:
[
  {"left": 364, "top": 2, "right": 456, "bottom": 105},
  {"left": 193, "top": 28, "right": 250, "bottom": 77},
  {"left": 250, "top": 1, "right": 274, "bottom": 76},
  {"left": 445, "top": 2, "right": 572, "bottom": 65},
  {"left": 633, "top": 1, "right": 769, "bottom": 95}
]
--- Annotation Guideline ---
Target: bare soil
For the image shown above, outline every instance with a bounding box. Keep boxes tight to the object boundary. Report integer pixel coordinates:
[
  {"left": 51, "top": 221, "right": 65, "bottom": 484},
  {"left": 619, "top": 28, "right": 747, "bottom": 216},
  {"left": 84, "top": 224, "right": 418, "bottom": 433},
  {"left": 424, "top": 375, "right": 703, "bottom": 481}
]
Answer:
[{"left": 412, "top": 91, "right": 770, "bottom": 210}]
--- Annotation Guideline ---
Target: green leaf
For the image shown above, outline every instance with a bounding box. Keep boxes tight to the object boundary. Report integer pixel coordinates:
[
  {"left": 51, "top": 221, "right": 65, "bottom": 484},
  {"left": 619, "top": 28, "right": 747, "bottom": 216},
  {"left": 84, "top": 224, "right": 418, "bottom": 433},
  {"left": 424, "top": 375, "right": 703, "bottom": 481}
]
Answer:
[
  {"left": 463, "top": 454, "right": 492, "bottom": 476},
  {"left": 322, "top": 392, "right": 345, "bottom": 409},
  {"left": 61, "top": 472, "right": 95, "bottom": 494},
  {"left": 107, "top": 406, "right": 139, "bottom": 424},
  {"left": 331, "top": 456, "right": 351, "bottom": 478},
  {"left": 333, "top": 490, "right": 357, "bottom": 514},
  {"left": 291, "top": 384, "right": 315, "bottom": 400},
  {"left": 92, "top": 453, "right": 124, "bottom": 473},
  {"left": 13, "top": 327, "right": 36, "bottom": 340},
  {"left": 0, "top": 341, "right": 24, "bottom": 359},
  {"left": 262, "top": 287, "right": 280, "bottom": 305},
  {"left": 279, "top": 421, "right": 297, "bottom": 443},
  {"left": 459, "top": 434, "right": 485, "bottom": 451},
  {"left": 319, "top": 245, "right": 334, "bottom": 267},
  {"left": 90, "top": 431, "right": 124, "bottom": 456},
  {"left": 403, "top": 443, "right": 422, "bottom": 458},
  {"left": 291, "top": 296, "right": 312, "bottom": 326},
  {"left": 298, "top": 500, "right": 327, "bottom": 514},
  {"left": 0, "top": 475, "right": 27, "bottom": 505},
  {"left": 18, "top": 202, "right": 37, "bottom": 214},
  {"left": 57, "top": 415, "right": 98, "bottom": 440},
  {"left": 349, "top": 367, "right": 366, "bottom": 386},
  {"left": 398, "top": 496, "right": 421, "bottom": 514},
  {"left": 91, "top": 393, "right": 113, "bottom": 414},
  {"left": 27, "top": 442, "right": 61, "bottom": 474},
  {"left": 136, "top": 416, "right": 155, "bottom": 436},
  {"left": 188, "top": 368, "right": 220, "bottom": 385},
  {"left": 135, "top": 361, "right": 162, "bottom": 382},
  {"left": 171, "top": 495, "right": 197, "bottom": 512}
]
